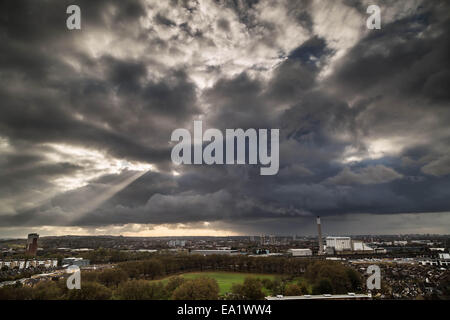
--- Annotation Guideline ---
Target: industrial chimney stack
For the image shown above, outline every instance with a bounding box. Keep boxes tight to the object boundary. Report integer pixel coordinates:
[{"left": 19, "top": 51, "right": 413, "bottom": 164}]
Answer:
[
  {"left": 25, "top": 233, "right": 39, "bottom": 256},
  {"left": 317, "top": 216, "right": 324, "bottom": 255}
]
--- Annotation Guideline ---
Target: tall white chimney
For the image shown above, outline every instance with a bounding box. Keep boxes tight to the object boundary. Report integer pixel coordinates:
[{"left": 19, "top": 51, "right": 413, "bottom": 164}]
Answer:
[{"left": 317, "top": 216, "right": 324, "bottom": 255}]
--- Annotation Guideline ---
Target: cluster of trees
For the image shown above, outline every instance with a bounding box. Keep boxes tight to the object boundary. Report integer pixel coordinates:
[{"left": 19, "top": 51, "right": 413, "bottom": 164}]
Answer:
[
  {"left": 228, "top": 276, "right": 309, "bottom": 299},
  {"left": 117, "top": 254, "right": 311, "bottom": 279},
  {"left": 0, "top": 257, "right": 363, "bottom": 300},
  {"left": 305, "top": 261, "right": 362, "bottom": 294},
  {"left": 0, "top": 275, "right": 220, "bottom": 300},
  {"left": 0, "top": 266, "right": 59, "bottom": 283},
  {"left": 230, "top": 277, "right": 266, "bottom": 299},
  {"left": 0, "top": 280, "right": 111, "bottom": 300},
  {"left": 81, "top": 248, "right": 157, "bottom": 264}
]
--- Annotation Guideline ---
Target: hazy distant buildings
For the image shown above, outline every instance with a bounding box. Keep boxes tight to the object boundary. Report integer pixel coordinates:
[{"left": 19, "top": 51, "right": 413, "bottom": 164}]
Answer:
[
  {"left": 25, "top": 233, "right": 39, "bottom": 256},
  {"left": 269, "top": 235, "right": 275, "bottom": 245},
  {"left": 190, "top": 249, "right": 239, "bottom": 256},
  {"left": 168, "top": 240, "right": 186, "bottom": 247}
]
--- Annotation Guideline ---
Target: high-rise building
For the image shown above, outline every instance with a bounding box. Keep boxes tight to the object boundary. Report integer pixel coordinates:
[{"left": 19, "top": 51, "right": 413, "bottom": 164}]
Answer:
[
  {"left": 317, "top": 217, "right": 324, "bottom": 255},
  {"left": 260, "top": 234, "right": 265, "bottom": 245},
  {"left": 269, "top": 235, "right": 275, "bottom": 245},
  {"left": 25, "top": 233, "right": 39, "bottom": 256}
]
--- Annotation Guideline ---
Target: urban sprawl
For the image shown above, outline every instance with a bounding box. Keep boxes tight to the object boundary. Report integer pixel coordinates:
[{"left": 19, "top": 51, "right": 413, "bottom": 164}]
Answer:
[{"left": 1, "top": 217, "right": 449, "bottom": 300}]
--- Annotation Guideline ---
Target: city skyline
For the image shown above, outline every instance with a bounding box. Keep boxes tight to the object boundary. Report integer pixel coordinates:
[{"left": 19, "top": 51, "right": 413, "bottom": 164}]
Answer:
[{"left": 2, "top": 211, "right": 449, "bottom": 238}]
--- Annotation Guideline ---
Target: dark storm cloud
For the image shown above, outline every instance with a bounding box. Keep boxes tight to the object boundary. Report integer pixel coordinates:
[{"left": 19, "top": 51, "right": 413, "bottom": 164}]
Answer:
[
  {"left": 154, "top": 13, "right": 177, "bottom": 27},
  {"left": 0, "top": 0, "right": 449, "bottom": 234},
  {"left": 202, "top": 73, "right": 273, "bottom": 129},
  {"left": 0, "top": 0, "right": 200, "bottom": 166},
  {"left": 329, "top": 7, "right": 450, "bottom": 103}
]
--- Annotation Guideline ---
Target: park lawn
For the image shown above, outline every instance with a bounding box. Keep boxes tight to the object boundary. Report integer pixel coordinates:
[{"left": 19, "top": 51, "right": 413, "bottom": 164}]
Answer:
[{"left": 159, "top": 272, "right": 279, "bottom": 295}]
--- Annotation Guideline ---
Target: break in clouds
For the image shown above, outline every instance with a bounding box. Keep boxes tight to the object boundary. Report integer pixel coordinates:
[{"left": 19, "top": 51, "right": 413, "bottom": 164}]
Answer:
[{"left": 0, "top": 0, "right": 449, "bottom": 236}]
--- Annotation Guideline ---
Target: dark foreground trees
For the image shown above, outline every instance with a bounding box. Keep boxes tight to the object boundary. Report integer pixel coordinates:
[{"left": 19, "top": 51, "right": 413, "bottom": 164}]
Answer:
[
  {"left": 172, "top": 277, "right": 219, "bottom": 300},
  {"left": 231, "top": 277, "right": 265, "bottom": 300},
  {"left": 0, "top": 257, "right": 364, "bottom": 300},
  {"left": 66, "top": 281, "right": 112, "bottom": 300},
  {"left": 305, "top": 260, "right": 362, "bottom": 294},
  {"left": 284, "top": 283, "right": 306, "bottom": 296},
  {"left": 116, "top": 280, "right": 167, "bottom": 300}
]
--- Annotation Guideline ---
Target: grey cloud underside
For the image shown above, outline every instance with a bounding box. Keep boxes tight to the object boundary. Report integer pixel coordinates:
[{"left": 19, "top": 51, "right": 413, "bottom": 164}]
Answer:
[{"left": 0, "top": 0, "right": 450, "bottom": 232}]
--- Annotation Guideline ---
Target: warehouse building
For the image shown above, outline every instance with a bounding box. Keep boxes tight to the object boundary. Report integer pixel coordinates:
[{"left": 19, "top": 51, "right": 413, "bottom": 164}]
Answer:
[
  {"left": 326, "top": 236, "right": 352, "bottom": 251},
  {"left": 288, "top": 248, "right": 312, "bottom": 256}
]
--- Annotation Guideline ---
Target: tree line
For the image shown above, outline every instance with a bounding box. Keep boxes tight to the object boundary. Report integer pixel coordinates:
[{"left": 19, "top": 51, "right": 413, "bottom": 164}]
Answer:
[
  {"left": 117, "top": 254, "right": 312, "bottom": 278},
  {"left": 0, "top": 256, "right": 365, "bottom": 300}
]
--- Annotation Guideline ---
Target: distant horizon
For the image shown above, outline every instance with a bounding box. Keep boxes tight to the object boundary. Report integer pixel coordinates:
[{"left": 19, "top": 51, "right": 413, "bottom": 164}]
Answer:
[
  {"left": 2, "top": 233, "right": 450, "bottom": 241},
  {"left": 1, "top": 1, "right": 450, "bottom": 239}
]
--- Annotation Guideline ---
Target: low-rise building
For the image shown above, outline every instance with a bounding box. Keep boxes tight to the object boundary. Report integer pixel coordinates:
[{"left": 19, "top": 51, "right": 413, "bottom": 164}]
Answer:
[
  {"left": 438, "top": 253, "right": 450, "bottom": 259},
  {"left": 168, "top": 240, "right": 186, "bottom": 247},
  {"left": 288, "top": 248, "right": 312, "bottom": 256},
  {"left": 62, "top": 257, "right": 90, "bottom": 267},
  {"left": 0, "top": 259, "right": 58, "bottom": 269},
  {"left": 352, "top": 241, "right": 374, "bottom": 252}
]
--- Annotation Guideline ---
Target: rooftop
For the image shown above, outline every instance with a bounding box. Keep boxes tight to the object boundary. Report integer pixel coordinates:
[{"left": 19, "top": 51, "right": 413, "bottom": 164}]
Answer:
[{"left": 266, "top": 293, "right": 372, "bottom": 300}]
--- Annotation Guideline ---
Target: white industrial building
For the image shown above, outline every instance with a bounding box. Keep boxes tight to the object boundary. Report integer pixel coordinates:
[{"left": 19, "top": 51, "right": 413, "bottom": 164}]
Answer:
[
  {"left": 352, "top": 241, "right": 374, "bottom": 252},
  {"left": 438, "top": 253, "right": 450, "bottom": 259},
  {"left": 326, "top": 237, "right": 352, "bottom": 251},
  {"left": 288, "top": 248, "right": 312, "bottom": 256}
]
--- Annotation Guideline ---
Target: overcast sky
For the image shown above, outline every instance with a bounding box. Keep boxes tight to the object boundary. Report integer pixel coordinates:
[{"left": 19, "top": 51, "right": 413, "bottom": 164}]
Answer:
[{"left": 1, "top": 0, "right": 449, "bottom": 238}]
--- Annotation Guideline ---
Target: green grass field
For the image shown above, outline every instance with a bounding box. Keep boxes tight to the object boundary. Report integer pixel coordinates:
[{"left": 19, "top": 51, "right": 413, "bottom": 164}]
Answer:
[{"left": 159, "top": 272, "right": 279, "bottom": 295}]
